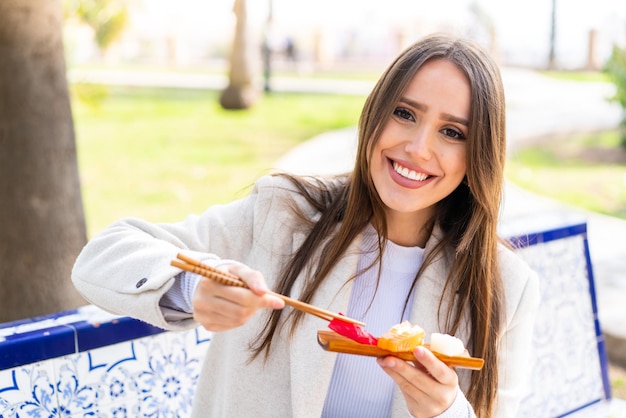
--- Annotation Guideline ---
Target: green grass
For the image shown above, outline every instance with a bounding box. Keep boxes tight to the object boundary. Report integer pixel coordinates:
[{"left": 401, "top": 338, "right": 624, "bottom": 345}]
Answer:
[
  {"left": 612, "top": 364, "right": 626, "bottom": 400},
  {"left": 539, "top": 70, "right": 611, "bottom": 83},
  {"left": 72, "top": 84, "right": 365, "bottom": 236},
  {"left": 506, "top": 130, "right": 626, "bottom": 219}
]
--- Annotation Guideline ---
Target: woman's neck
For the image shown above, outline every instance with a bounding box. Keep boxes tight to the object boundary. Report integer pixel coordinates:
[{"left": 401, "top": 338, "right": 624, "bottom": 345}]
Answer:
[{"left": 383, "top": 210, "right": 433, "bottom": 248}]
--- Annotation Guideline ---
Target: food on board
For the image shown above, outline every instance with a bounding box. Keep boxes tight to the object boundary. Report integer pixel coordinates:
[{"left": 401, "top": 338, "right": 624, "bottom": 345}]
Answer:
[
  {"left": 376, "top": 320, "right": 425, "bottom": 352},
  {"left": 328, "top": 316, "right": 378, "bottom": 345},
  {"left": 429, "top": 332, "right": 466, "bottom": 356},
  {"left": 328, "top": 317, "right": 467, "bottom": 357}
]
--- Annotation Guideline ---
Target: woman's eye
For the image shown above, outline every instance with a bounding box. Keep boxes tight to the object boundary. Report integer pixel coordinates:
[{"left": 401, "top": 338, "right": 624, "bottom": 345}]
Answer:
[
  {"left": 442, "top": 127, "right": 466, "bottom": 140},
  {"left": 393, "top": 107, "right": 414, "bottom": 121}
]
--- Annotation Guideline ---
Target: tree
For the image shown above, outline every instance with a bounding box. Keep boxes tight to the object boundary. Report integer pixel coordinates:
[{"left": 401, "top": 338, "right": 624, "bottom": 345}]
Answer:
[
  {"left": 220, "top": 0, "right": 258, "bottom": 110},
  {"left": 605, "top": 45, "right": 626, "bottom": 148},
  {"left": 0, "top": 0, "right": 88, "bottom": 322},
  {"left": 548, "top": 0, "right": 557, "bottom": 69},
  {"left": 64, "top": 0, "right": 129, "bottom": 54},
  {"left": 469, "top": 2, "right": 499, "bottom": 61}
]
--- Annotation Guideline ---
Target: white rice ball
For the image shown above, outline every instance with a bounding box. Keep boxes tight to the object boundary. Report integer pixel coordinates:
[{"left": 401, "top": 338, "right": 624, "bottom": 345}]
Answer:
[{"left": 430, "top": 333, "right": 465, "bottom": 356}]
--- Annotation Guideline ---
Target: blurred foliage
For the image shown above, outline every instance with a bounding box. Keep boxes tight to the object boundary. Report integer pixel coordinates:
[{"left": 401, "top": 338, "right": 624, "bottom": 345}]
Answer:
[
  {"left": 506, "top": 130, "right": 626, "bottom": 220},
  {"left": 64, "top": 0, "right": 129, "bottom": 51},
  {"left": 605, "top": 45, "right": 626, "bottom": 148},
  {"left": 72, "top": 83, "right": 110, "bottom": 109},
  {"left": 540, "top": 70, "right": 610, "bottom": 83}
]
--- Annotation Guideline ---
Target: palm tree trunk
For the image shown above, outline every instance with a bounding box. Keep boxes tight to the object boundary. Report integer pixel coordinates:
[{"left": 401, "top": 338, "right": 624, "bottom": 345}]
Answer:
[
  {"left": 220, "top": 0, "right": 258, "bottom": 109},
  {"left": 0, "top": 0, "right": 88, "bottom": 322}
]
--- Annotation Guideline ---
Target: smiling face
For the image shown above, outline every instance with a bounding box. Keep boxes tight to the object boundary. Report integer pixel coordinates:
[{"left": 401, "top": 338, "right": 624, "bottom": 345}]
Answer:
[{"left": 369, "top": 59, "right": 471, "bottom": 245}]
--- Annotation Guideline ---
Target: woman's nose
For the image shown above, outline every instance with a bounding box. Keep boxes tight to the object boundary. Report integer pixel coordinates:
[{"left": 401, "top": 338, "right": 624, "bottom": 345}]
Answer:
[{"left": 404, "top": 128, "right": 433, "bottom": 160}]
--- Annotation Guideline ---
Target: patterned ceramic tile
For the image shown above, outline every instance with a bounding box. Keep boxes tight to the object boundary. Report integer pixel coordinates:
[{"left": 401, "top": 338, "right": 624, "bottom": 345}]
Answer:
[
  {"left": 0, "top": 329, "right": 210, "bottom": 417},
  {"left": 0, "top": 360, "right": 60, "bottom": 416},
  {"left": 514, "top": 232, "right": 608, "bottom": 417}
]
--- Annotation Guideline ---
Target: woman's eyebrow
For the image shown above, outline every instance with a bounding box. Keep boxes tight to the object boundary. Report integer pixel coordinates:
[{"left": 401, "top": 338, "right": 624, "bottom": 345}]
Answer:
[
  {"left": 442, "top": 113, "right": 469, "bottom": 127},
  {"left": 399, "top": 96, "right": 469, "bottom": 127}
]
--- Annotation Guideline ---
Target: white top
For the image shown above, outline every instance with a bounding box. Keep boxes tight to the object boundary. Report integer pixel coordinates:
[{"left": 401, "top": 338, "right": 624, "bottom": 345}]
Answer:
[{"left": 322, "top": 226, "right": 425, "bottom": 418}]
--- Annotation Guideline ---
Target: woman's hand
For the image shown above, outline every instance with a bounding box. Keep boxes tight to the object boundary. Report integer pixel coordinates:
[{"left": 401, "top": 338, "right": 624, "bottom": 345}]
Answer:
[
  {"left": 192, "top": 263, "right": 285, "bottom": 332},
  {"left": 377, "top": 346, "right": 459, "bottom": 418}
]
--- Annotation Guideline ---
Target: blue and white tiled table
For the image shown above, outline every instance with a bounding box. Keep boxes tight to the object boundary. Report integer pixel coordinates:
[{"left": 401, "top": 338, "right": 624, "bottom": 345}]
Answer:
[{"left": 0, "top": 306, "right": 211, "bottom": 417}]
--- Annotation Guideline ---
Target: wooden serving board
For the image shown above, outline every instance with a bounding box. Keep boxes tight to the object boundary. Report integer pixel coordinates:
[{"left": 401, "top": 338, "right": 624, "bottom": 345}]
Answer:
[{"left": 317, "top": 330, "right": 484, "bottom": 370}]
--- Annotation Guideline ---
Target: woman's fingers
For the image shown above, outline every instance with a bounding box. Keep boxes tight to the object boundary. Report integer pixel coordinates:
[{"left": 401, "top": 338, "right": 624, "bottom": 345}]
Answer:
[
  {"left": 192, "top": 280, "right": 252, "bottom": 330},
  {"left": 192, "top": 263, "right": 284, "bottom": 331},
  {"left": 412, "top": 346, "right": 459, "bottom": 385},
  {"left": 220, "top": 263, "right": 285, "bottom": 309},
  {"left": 216, "top": 264, "right": 285, "bottom": 309},
  {"left": 222, "top": 263, "right": 267, "bottom": 294},
  {"left": 377, "top": 346, "right": 459, "bottom": 418}
]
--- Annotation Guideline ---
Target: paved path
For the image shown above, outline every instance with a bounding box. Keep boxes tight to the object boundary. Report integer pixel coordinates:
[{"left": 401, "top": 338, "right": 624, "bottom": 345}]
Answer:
[{"left": 68, "top": 67, "right": 377, "bottom": 96}]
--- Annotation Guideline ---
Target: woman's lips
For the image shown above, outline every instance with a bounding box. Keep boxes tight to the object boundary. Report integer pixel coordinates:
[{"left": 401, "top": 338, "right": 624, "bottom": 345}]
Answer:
[
  {"left": 392, "top": 161, "right": 430, "bottom": 181},
  {"left": 388, "top": 159, "right": 435, "bottom": 189}
]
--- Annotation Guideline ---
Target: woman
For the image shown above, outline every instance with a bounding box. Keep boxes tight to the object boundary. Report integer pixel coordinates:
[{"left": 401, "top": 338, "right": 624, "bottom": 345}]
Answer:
[{"left": 72, "top": 33, "right": 539, "bottom": 417}]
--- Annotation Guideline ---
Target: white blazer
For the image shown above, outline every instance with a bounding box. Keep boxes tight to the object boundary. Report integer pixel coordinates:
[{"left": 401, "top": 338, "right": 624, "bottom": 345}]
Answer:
[{"left": 72, "top": 175, "right": 540, "bottom": 417}]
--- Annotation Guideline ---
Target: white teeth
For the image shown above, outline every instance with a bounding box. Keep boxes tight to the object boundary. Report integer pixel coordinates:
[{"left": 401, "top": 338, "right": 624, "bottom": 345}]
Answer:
[{"left": 393, "top": 162, "right": 429, "bottom": 181}]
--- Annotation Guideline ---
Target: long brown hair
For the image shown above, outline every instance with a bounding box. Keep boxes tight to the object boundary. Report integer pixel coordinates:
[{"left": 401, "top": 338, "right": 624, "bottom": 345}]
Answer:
[{"left": 251, "top": 33, "right": 506, "bottom": 417}]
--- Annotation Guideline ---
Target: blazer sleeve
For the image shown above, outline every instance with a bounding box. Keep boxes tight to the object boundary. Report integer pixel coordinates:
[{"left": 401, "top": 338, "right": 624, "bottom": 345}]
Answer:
[
  {"left": 493, "top": 248, "right": 541, "bottom": 417},
  {"left": 71, "top": 175, "right": 287, "bottom": 331}
]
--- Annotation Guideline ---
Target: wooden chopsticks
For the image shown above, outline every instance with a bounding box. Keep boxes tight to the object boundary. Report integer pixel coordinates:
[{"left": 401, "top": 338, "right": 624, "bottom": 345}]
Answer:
[{"left": 171, "top": 253, "right": 365, "bottom": 326}]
